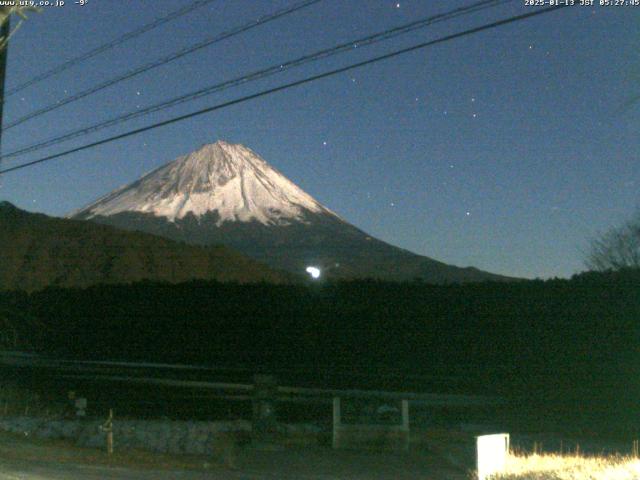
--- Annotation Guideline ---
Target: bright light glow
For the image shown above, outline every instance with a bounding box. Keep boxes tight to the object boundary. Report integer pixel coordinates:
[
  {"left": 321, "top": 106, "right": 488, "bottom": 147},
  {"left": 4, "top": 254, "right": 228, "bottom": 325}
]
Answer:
[{"left": 305, "top": 266, "right": 321, "bottom": 279}]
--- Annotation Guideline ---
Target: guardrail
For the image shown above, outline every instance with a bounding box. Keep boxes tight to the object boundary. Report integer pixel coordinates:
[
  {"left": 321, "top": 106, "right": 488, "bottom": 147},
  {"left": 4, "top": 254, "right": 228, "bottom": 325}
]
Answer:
[{"left": 0, "top": 350, "right": 504, "bottom": 407}]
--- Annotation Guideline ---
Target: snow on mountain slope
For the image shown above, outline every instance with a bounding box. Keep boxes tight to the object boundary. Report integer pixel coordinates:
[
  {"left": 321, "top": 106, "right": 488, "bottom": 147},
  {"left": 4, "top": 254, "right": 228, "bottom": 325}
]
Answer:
[{"left": 74, "top": 141, "right": 335, "bottom": 226}]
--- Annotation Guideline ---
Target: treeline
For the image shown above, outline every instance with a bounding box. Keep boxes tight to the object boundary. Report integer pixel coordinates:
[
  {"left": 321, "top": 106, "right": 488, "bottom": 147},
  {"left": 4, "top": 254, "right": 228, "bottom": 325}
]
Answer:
[{"left": 1, "top": 269, "right": 639, "bottom": 432}]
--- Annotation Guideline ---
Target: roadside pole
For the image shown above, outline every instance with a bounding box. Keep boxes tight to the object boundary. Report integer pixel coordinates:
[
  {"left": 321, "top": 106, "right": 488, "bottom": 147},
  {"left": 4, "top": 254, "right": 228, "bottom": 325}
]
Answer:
[{"left": 0, "top": 14, "right": 9, "bottom": 157}]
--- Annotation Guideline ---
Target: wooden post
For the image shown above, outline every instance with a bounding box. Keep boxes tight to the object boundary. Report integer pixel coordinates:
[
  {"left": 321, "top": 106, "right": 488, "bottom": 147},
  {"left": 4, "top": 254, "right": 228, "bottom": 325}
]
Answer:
[
  {"left": 252, "top": 375, "right": 277, "bottom": 444},
  {"left": 332, "top": 397, "right": 341, "bottom": 449},
  {"left": 101, "top": 409, "right": 114, "bottom": 455},
  {"left": 107, "top": 410, "right": 113, "bottom": 455},
  {"left": 401, "top": 399, "right": 410, "bottom": 451},
  {"left": 633, "top": 439, "right": 639, "bottom": 458},
  {"left": 0, "top": 14, "right": 9, "bottom": 155}
]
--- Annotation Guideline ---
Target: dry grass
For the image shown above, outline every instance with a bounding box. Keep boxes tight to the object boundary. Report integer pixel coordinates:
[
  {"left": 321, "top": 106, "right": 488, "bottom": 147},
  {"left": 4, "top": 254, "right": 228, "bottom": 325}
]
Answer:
[{"left": 489, "top": 452, "right": 640, "bottom": 480}]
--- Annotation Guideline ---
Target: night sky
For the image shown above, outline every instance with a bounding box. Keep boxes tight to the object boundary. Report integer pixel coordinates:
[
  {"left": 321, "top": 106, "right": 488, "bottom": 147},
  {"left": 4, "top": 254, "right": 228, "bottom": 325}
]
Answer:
[{"left": 0, "top": 0, "right": 637, "bottom": 279}]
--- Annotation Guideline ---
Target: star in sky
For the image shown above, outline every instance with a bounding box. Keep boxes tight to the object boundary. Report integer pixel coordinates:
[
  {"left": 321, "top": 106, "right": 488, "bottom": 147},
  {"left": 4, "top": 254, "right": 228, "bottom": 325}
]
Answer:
[{"left": 4, "top": 0, "right": 634, "bottom": 280}]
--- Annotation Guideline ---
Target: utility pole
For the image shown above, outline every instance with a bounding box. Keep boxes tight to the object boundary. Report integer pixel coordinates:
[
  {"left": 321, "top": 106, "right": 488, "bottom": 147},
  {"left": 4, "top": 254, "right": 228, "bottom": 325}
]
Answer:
[{"left": 0, "top": 14, "right": 9, "bottom": 158}]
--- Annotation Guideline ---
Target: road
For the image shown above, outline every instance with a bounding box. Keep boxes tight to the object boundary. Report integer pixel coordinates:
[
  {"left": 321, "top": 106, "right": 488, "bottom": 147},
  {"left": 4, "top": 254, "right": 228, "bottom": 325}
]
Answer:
[
  {"left": 0, "top": 459, "right": 329, "bottom": 480},
  {"left": 0, "top": 448, "right": 469, "bottom": 480},
  {"left": 0, "top": 460, "right": 466, "bottom": 480}
]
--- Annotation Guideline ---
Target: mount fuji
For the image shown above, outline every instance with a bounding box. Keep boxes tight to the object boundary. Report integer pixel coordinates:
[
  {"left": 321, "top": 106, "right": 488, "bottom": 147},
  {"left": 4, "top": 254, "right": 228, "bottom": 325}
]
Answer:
[{"left": 71, "top": 141, "right": 510, "bottom": 283}]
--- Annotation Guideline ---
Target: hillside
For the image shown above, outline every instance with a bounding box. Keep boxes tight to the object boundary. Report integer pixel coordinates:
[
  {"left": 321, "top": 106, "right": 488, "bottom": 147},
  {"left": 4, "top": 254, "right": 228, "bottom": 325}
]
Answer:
[
  {"left": 0, "top": 202, "right": 291, "bottom": 291},
  {"left": 1, "top": 269, "right": 638, "bottom": 433}
]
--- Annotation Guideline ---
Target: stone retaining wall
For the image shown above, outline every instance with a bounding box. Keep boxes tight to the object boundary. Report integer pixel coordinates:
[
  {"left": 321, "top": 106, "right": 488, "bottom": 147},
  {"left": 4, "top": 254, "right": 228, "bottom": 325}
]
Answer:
[
  {"left": 0, "top": 416, "right": 324, "bottom": 455},
  {"left": 0, "top": 416, "right": 253, "bottom": 455}
]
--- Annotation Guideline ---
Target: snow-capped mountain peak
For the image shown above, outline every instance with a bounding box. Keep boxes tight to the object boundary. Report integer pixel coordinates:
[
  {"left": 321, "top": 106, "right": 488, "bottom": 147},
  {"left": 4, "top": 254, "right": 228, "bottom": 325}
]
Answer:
[
  {"left": 74, "top": 141, "right": 335, "bottom": 225},
  {"left": 71, "top": 140, "right": 511, "bottom": 283}
]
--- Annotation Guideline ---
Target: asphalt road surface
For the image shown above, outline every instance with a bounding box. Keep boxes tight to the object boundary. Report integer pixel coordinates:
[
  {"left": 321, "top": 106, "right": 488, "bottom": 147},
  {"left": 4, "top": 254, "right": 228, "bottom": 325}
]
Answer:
[
  {"left": 1, "top": 459, "right": 326, "bottom": 480},
  {"left": 0, "top": 448, "right": 469, "bottom": 480}
]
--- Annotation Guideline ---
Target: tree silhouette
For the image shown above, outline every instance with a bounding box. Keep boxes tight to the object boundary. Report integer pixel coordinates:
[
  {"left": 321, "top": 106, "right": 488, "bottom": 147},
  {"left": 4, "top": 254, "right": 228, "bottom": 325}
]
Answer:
[{"left": 586, "top": 210, "right": 640, "bottom": 271}]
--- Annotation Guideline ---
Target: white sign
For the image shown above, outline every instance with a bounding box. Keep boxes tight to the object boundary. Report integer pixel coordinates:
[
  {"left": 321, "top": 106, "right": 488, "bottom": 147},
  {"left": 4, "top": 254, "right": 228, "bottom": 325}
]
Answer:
[{"left": 477, "top": 433, "right": 509, "bottom": 480}]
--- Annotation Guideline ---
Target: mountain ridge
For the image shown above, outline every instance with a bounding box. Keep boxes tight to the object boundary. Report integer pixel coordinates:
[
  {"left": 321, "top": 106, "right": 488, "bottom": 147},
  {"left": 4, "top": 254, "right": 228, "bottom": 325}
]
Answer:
[
  {"left": 0, "top": 201, "right": 292, "bottom": 292},
  {"left": 72, "top": 141, "right": 515, "bottom": 283}
]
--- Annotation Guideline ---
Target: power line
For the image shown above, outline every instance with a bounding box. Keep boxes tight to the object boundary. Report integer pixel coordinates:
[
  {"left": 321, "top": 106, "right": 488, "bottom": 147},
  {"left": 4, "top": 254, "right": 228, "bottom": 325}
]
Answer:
[
  {"left": 4, "top": 0, "right": 219, "bottom": 98},
  {"left": 0, "top": 5, "right": 571, "bottom": 177},
  {"left": 2, "top": 0, "right": 321, "bottom": 131},
  {"left": 1, "top": 0, "right": 510, "bottom": 162}
]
